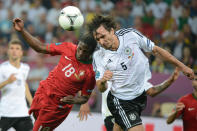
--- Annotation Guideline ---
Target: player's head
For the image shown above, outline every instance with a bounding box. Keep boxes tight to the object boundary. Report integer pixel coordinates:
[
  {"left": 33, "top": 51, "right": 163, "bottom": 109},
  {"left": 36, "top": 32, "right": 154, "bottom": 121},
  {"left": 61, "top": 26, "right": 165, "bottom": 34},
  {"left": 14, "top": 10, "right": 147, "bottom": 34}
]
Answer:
[
  {"left": 88, "top": 14, "right": 117, "bottom": 50},
  {"left": 76, "top": 33, "right": 97, "bottom": 62},
  {"left": 7, "top": 39, "right": 23, "bottom": 61}
]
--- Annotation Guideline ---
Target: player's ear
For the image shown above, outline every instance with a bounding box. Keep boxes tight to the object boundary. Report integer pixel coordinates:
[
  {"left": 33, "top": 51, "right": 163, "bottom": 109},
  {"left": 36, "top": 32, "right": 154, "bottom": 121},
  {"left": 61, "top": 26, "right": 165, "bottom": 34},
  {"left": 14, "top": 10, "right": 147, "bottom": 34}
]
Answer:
[{"left": 110, "top": 28, "right": 115, "bottom": 34}]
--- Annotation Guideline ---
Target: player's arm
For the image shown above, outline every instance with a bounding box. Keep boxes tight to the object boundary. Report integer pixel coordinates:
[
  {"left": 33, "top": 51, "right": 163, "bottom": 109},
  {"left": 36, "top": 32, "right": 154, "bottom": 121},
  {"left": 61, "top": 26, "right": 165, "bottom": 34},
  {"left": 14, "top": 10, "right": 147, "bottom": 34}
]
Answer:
[
  {"left": 0, "top": 74, "right": 16, "bottom": 89},
  {"left": 152, "top": 46, "right": 194, "bottom": 80},
  {"left": 146, "top": 68, "right": 179, "bottom": 97},
  {"left": 60, "top": 95, "right": 90, "bottom": 104},
  {"left": 25, "top": 82, "right": 33, "bottom": 106},
  {"left": 96, "top": 70, "right": 112, "bottom": 92},
  {"left": 166, "top": 102, "right": 185, "bottom": 124},
  {"left": 13, "top": 18, "right": 50, "bottom": 54}
]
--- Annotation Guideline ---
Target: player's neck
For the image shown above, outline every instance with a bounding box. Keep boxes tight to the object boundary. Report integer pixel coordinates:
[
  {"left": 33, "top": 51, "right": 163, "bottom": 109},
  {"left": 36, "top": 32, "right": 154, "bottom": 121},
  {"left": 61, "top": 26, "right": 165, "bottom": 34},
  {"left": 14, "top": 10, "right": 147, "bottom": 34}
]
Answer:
[{"left": 9, "top": 59, "right": 21, "bottom": 68}]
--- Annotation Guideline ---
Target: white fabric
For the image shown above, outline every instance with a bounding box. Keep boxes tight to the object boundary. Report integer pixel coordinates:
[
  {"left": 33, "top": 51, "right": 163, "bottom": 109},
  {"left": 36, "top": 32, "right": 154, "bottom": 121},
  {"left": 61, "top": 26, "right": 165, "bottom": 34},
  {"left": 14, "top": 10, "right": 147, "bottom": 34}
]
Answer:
[
  {"left": 0, "top": 61, "right": 30, "bottom": 117},
  {"left": 93, "top": 28, "right": 154, "bottom": 100}
]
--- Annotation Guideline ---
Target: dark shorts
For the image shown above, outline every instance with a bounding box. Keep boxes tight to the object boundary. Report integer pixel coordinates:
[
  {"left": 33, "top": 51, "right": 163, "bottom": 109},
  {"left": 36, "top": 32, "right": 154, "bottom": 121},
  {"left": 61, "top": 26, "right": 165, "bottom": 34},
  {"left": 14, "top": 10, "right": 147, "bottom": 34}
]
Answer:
[
  {"left": 107, "top": 91, "right": 147, "bottom": 130},
  {"left": 0, "top": 116, "right": 33, "bottom": 131},
  {"left": 104, "top": 116, "right": 115, "bottom": 131}
]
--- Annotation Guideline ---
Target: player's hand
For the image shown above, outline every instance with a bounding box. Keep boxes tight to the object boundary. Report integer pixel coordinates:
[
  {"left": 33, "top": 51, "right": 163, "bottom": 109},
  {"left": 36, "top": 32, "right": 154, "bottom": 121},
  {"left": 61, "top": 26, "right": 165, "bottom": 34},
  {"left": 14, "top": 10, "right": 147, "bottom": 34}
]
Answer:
[
  {"left": 171, "top": 67, "right": 180, "bottom": 81},
  {"left": 60, "top": 95, "right": 75, "bottom": 104},
  {"left": 13, "top": 18, "right": 24, "bottom": 32},
  {"left": 101, "top": 70, "right": 113, "bottom": 83},
  {"left": 175, "top": 102, "right": 185, "bottom": 112},
  {"left": 7, "top": 74, "right": 17, "bottom": 84},
  {"left": 78, "top": 103, "right": 91, "bottom": 121},
  {"left": 180, "top": 66, "right": 194, "bottom": 80}
]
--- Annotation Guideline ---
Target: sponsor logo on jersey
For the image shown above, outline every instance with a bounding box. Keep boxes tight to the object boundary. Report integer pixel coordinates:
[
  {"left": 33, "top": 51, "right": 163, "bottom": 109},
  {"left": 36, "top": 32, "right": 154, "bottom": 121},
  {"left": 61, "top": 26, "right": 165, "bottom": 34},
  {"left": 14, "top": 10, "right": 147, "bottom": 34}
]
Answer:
[
  {"left": 65, "top": 56, "right": 71, "bottom": 61},
  {"left": 55, "top": 42, "right": 62, "bottom": 45},
  {"left": 129, "top": 113, "right": 136, "bottom": 121},
  {"left": 188, "top": 108, "right": 195, "bottom": 111},
  {"left": 95, "top": 71, "right": 100, "bottom": 79}
]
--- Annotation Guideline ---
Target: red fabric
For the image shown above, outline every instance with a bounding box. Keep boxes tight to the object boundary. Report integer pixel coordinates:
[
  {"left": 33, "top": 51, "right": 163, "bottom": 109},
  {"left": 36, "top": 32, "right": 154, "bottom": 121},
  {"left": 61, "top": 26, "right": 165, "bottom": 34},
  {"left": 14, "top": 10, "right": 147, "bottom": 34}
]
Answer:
[
  {"left": 29, "top": 42, "right": 96, "bottom": 130},
  {"left": 44, "top": 42, "right": 95, "bottom": 97},
  {"left": 176, "top": 94, "right": 197, "bottom": 131}
]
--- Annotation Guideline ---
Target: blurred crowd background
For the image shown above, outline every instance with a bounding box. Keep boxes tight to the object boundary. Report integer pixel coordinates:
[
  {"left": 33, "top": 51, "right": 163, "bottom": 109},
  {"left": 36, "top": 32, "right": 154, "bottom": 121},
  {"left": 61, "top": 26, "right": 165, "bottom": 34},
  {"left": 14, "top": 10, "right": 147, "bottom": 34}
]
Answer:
[{"left": 0, "top": 0, "right": 197, "bottom": 117}]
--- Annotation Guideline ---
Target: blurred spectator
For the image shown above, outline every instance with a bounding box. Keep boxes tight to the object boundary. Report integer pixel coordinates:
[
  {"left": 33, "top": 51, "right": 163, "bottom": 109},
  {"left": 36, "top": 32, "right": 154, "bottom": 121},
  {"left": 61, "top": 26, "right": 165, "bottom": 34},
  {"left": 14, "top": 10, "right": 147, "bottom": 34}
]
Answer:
[
  {"left": 117, "top": 6, "right": 134, "bottom": 28},
  {"left": 182, "top": 24, "right": 196, "bottom": 45},
  {"left": 45, "top": 23, "right": 55, "bottom": 43},
  {"left": 161, "top": 8, "right": 176, "bottom": 30},
  {"left": 147, "top": 0, "right": 168, "bottom": 19},
  {"left": 99, "top": 0, "right": 114, "bottom": 14},
  {"left": 79, "top": 0, "right": 96, "bottom": 14},
  {"left": 142, "top": 10, "right": 155, "bottom": 27},
  {"left": 0, "top": 9, "right": 14, "bottom": 41},
  {"left": 0, "top": 1, "right": 8, "bottom": 21},
  {"left": 131, "top": 0, "right": 146, "bottom": 17},
  {"left": 12, "top": 0, "right": 30, "bottom": 18},
  {"left": 188, "top": 16, "right": 197, "bottom": 35},
  {"left": 34, "top": 13, "right": 47, "bottom": 38},
  {"left": 173, "top": 32, "right": 185, "bottom": 60},
  {"left": 182, "top": 46, "right": 193, "bottom": 68},
  {"left": 28, "top": 0, "right": 46, "bottom": 26},
  {"left": 152, "top": 56, "right": 165, "bottom": 73},
  {"left": 28, "top": 54, "right": 49, "bottom": 96},
  {"left": 162, "top": 21, "right": 179, "bottom": 45},
  {"left": 190, "top": 0, "right": 197, "bottom": 17},
  {"left": 46, "top": 1, "right": 61, "bottom": 26},
  {"left": 150, "top": 19, "right": 163, "bottom": 44},
  {"left": 171, "top": 0, "right": 183, "bottom": 19},
  {"left": 178, "top": 7, "right": 190, "bottom": 30}
]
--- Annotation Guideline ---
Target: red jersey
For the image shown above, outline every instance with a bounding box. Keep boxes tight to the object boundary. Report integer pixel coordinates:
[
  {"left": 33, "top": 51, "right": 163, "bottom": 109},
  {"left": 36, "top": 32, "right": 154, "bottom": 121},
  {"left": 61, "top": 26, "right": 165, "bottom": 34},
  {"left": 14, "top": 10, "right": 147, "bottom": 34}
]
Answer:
[
  {"left": 41, "top": 42, "right": 95, "bottom": 97},
  {"left": 176, "top": 93, "right": 197, "bottom": 131}
]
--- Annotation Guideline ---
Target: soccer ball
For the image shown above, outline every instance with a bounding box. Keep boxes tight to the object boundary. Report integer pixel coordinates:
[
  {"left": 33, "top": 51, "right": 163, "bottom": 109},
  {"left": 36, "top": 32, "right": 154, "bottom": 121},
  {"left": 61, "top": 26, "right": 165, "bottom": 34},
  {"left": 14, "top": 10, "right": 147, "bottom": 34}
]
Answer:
[{"left": 58, "top": 6, "right": 84, "bottom": 31}]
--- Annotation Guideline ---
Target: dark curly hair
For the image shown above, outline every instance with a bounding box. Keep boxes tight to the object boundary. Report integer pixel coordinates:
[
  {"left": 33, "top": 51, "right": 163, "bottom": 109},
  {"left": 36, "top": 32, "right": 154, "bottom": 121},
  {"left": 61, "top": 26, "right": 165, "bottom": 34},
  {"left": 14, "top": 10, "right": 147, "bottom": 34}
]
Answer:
[
  {"left": 79, "top": 33, "right": 97, "bottom": 54},
  {"left": 87, "top": 14, "right": 117, "bottom": 35}
]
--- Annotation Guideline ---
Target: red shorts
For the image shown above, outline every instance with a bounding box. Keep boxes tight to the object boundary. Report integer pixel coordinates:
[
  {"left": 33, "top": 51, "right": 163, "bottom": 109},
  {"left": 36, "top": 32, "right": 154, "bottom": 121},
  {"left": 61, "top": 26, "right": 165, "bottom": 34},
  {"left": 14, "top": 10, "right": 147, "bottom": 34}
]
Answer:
[{"left": 29, "top": 84, "right": 73, "bottom": 131}]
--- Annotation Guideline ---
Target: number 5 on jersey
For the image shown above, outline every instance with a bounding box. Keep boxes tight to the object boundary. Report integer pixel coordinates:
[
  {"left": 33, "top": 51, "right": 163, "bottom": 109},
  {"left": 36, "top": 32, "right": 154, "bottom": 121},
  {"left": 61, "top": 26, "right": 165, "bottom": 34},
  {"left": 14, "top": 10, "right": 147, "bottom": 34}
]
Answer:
[{"left": 62, "top": 64, "right": 75, "bottom": 77}]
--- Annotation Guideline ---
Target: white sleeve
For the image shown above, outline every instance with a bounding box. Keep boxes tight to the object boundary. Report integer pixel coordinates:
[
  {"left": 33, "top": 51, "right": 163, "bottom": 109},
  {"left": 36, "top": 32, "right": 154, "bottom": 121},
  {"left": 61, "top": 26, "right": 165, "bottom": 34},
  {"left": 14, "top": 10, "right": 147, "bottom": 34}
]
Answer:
[
  {"left": 93, "top": 53, "right": 105, "bottom": 81},
  {"left": 144, "top": 82, "right": 153, "bottom": 91},
  {"left": 24, "top": 64, "right": 30, "bottom": 80},
  {"left": 133, "top": 30, "right": 155, "bottom": 52},
  {"left": 0, "top": 65, "right": 3, "bottom": 83}
]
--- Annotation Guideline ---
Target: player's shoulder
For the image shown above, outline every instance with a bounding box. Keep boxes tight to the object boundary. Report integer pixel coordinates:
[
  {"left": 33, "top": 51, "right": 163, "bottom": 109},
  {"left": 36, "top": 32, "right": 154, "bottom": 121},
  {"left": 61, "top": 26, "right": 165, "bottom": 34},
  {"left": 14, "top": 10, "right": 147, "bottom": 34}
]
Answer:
[
  {"left": 115, "top": 28, "right": 136, "bottom": 37},
  {"left": 21, "top": 62, "right": 30, "bottom": 70},
  {"left": 93, "top": 48, "right": 105, "bottom": 59},
  {"left": 179, "top": 93, "right": 193, "bottom": 102},
  {"left": 0, "top": 61, "right": 9, "bottom": 69}
]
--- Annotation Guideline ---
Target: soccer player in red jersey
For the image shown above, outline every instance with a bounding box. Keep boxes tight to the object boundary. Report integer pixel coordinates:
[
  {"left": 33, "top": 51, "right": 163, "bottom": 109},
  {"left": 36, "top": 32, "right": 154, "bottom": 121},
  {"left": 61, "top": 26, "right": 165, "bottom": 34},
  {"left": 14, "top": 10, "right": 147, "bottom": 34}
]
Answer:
[
  {"left": 167, "top": 74, "right": 197, "bottom": 131},
  {"left": 13, "top": 18, "right": 97, "bottom": 131}
]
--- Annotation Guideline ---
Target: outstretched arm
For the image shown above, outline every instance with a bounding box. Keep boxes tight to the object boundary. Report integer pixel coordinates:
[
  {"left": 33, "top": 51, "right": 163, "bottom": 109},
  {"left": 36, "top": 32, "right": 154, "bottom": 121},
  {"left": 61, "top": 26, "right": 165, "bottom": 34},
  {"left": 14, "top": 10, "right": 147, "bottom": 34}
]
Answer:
[
  {"left": 25, "top": 83, "right": 33, "bottom": 106},
  {"left": 167, "top": 102, "right": 185, "bottom": 124},
  {"left": 13, "top": 18, "right": 50, "bottom": 54},
  {"left": 152, "top": 46, "right": 194, "bottom": 80},
  {"left": 146, "top": 68, "right": 179, "bottom": 97}
]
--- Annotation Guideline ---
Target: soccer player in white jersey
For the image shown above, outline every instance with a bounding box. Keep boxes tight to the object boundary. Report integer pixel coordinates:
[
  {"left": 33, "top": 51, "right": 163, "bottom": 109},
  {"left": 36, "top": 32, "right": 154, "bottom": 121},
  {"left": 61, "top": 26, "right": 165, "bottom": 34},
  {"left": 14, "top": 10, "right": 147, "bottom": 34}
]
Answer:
[
  {"left": 100, "top": 68, "right": 180, "bottom": 131},
  {"left": 88, "top": 15, "right": 194, "bottom": 131},
  {"left": 0, "top": 39, "right": 33, "bottom": 131}
]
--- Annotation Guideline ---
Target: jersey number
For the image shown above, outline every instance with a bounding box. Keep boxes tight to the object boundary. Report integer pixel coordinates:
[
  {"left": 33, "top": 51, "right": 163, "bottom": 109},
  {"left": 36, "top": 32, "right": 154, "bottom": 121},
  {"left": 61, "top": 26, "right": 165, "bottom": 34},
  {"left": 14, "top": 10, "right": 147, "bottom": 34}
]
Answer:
[
  {"left": 62, "top": 64, "right": 75, "bottom": 77},
  {"left": 121, "top": 62, "right": 127, "bottom": 70}
]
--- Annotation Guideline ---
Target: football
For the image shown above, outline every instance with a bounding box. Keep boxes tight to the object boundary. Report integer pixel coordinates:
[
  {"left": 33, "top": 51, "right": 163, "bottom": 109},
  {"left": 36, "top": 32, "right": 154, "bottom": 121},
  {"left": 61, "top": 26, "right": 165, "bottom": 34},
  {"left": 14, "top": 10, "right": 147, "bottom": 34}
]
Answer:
[{"left": 58, "top": 6, "right": 84, "bottom": 31}]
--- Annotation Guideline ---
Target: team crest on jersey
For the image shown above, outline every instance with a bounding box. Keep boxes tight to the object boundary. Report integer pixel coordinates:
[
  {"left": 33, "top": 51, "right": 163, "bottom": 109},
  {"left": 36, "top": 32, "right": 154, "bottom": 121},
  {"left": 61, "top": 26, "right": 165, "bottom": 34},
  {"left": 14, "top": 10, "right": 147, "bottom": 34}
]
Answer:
[
  {"left": 74, "top": 70, "right": 85, "bottom": 80},
  {"left": 124, "top": 47, "right": 134, "bottom": 59}
]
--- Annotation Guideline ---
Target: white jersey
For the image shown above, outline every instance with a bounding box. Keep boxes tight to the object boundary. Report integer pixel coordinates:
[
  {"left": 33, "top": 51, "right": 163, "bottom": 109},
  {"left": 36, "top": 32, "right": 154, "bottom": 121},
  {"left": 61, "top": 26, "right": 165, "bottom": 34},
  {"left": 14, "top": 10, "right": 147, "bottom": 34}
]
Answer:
[
  {"left": 93, "top": 28, "right": 155, "bottom": 100},
  {"left": 0, "top": 61, "right": 30, "bottom": 117}
]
